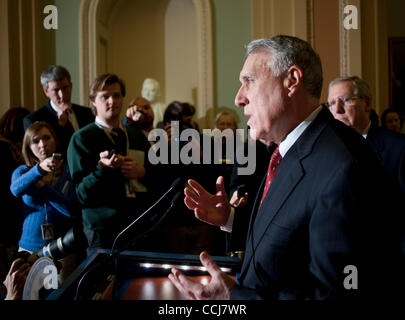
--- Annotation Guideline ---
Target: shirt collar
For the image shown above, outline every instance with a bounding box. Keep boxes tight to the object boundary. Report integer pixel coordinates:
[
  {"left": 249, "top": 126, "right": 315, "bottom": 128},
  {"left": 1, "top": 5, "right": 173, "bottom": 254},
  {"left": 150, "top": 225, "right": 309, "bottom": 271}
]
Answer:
[
  {"left": 50, "top": 100, "right": 72, "bottom": 113},
  {"left": 95, "top": 116, "right": 111, "bottom": 129},
  {"left": 95, "top": 116, "right": 124, "bottom": 133},
  {"left": 362, "top": 121, "right": 371, "bottom": 139},
  {"left": 278, "top": 105, "right": 323, "bottom": 158}
]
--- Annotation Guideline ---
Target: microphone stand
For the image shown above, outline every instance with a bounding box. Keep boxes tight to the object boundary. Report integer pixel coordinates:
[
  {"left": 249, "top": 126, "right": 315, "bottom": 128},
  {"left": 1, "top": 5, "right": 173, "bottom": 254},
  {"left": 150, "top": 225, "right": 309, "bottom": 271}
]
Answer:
[
  {"left": 73, "top": 191, "right": 183, "bottom": 300},
  {"left": 113, "top": 192, "right": 182, "bottom": 254},
  {"left": 110, "top": 183, "right": 179, "bottom": 256}
]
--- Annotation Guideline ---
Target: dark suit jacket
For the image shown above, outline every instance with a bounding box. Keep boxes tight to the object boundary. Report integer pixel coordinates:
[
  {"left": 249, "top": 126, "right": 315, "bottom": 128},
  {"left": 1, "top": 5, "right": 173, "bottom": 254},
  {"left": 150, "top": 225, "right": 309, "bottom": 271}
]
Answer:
[
  {"left": 24, "top": 101, "right": 94, "bottom": 156},
  {"left": 226, "top": 140, "right": 273, "bottom": 253},
  {"left": 230, "top": 107, "right": 404, "bottom": 300},
  {"left": 366, "top": 123, "right": 405, "bottom": 195}
]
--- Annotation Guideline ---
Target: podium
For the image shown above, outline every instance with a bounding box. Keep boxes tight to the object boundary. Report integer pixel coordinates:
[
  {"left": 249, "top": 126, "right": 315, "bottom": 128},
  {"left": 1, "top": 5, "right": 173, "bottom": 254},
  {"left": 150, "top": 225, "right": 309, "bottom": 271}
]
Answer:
[{"left": 46, "top": 249, "right": 241, "bottom": 300}]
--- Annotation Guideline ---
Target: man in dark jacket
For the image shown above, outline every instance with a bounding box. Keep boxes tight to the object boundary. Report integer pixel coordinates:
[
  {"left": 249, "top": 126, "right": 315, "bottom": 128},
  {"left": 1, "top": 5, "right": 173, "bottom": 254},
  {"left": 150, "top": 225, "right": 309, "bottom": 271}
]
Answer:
[
  {"left": 24, "top": 65, "right": 94, "bottom": 155},
  {"left": 68, "top": 74, "right": 146, "bottom": 254},
  {"left": 328, "top": 75, "right": 405, "bottom": 196},
  {"left": 169, "top": 36, "right": 404, "bottom": 300}
]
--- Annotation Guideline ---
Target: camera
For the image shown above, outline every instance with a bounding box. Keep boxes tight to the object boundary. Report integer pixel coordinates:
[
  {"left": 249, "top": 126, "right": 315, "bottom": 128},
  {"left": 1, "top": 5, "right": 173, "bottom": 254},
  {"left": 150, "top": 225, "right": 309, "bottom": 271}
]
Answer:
[
  {"left": 52, "top": 153, "right": 62, "bottom": 161},
  {"left": 23, "top": 225, "right": 87, "bottom": 264},
  {"left": 108, "top": 149, "right": 116, "bottom": 158}
]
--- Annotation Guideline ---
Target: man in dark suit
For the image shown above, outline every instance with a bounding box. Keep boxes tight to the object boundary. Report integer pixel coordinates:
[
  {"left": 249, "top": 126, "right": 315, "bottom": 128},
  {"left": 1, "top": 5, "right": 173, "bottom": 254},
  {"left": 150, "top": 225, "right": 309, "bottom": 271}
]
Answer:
[
  {"left": 24, "top": 65, "right": 94, "bottom": 155},
  {"left": 225, "top": 139, "right": 272, "bottom": 255},
  {"left": 168, "top": 35, "right": 404, "bottom": 300},
  {"left": 328, "top": 76, "right": 405, "bottom": 195}
]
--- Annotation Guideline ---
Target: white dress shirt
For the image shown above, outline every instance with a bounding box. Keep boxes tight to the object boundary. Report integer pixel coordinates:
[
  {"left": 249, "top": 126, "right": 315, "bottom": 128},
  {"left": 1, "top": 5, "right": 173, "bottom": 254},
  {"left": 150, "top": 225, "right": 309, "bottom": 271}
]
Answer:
[
  {"left": 50, "top": 100, "right": 79, "bottom": 131},
  {"left": 362, "top": 121, "right": 371, "bottom": 139},
  {"left": 221, "top": 105, "right": 323, "bottom": 232}
]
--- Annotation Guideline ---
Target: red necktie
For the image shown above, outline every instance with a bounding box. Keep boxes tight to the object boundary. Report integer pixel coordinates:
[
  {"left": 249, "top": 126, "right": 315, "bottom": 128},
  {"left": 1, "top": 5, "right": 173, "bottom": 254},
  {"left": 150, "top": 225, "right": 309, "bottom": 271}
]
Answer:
[{"left": 260, "top": 146, "right": 282, "bottom": 206}]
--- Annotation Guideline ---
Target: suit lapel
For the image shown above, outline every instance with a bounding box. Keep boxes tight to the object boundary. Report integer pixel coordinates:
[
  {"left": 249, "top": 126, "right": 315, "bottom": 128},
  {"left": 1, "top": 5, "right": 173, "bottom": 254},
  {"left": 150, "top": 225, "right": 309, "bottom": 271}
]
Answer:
[
  {"left": 240, "top": 151, "right": 304, "bottom": 278},
  {"left": 252, "top": 152, "right": 303, "bottom": 241},
  {"left": 46, "top": 101, "right": 58, "bottom": 120},
  {"left": 239, "top": 107, "right": 332, "bottom": 281},
  {"left": 246, "top": 174, "right": 266, "bottom": 237},
  {"left": 366, "top": 125, "right": 385, "bottom": 163},
  {"left": 72, "top": 104, "right": 82, "bottom": 127}
]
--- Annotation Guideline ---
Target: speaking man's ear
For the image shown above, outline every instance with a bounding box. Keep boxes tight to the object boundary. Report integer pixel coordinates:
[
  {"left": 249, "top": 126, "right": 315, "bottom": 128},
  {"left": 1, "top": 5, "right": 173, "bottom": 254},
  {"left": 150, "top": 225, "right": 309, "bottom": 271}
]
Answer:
[{"left": 285, "top": 66, "right": 303, "bottom": 98}]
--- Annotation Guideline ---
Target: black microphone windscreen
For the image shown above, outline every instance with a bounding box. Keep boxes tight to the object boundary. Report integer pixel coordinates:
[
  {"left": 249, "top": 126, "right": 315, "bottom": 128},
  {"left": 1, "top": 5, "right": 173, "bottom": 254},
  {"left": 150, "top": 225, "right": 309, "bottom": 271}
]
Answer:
[
  {"left": 237, "top": 184, "right": 247, "bottom": 198},
  {"left": 171, "top": 177, "right": 184, "bottom": 191}
]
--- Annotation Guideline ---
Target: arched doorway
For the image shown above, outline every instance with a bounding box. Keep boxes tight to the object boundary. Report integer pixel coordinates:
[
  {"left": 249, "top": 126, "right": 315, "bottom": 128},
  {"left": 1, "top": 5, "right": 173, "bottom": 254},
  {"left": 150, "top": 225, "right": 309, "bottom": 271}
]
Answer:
[{"left": 79, "top": 0, "right": 214, "bottom": 128}]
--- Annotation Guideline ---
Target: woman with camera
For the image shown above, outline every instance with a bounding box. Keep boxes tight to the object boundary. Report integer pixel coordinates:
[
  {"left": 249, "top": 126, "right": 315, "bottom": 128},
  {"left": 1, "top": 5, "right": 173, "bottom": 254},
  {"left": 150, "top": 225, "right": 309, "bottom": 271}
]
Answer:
[{"left": 10, "top": 121, "right": 79, "bottom": 280}]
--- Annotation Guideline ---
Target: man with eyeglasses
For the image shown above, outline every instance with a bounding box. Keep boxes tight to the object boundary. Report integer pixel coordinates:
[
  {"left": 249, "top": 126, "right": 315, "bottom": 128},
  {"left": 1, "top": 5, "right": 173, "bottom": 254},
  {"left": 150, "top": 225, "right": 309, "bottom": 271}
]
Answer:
[{"left": 328, "top": 76, "right": 405, "bottom": 195}]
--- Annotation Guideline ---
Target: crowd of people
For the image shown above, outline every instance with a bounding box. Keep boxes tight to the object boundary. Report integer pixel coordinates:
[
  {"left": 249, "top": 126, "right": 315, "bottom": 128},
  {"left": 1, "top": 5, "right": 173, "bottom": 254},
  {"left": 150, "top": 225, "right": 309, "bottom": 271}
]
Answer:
[
  {"left": 1, "top": 34, "right": 405, "bottom": 300},
  {"left": 0, "top": 66, "right": 243, "bottom": 299}
]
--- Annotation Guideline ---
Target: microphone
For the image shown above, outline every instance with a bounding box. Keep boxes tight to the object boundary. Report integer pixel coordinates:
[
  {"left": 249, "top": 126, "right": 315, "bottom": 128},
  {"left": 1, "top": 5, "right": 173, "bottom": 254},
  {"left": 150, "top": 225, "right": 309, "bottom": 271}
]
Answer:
[
  {"left": 110, "top": 177, "right": 184, "bottom": 255},
  {"left": 74, "top": 190, "right": 184, "bottom": 300},
  {"left": 30, "top": 178, "right": 184, "bottom": 265},
  {"left": 237, "top": 184, "right": 248, "bottom": 198}
]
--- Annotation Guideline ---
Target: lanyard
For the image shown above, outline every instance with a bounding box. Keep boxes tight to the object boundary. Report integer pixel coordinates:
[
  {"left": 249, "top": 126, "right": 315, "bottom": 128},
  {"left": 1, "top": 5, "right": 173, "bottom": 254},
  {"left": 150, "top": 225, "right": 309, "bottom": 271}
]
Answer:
[{"left": 95, "top": 122, "right": 136, "bottom": 198}]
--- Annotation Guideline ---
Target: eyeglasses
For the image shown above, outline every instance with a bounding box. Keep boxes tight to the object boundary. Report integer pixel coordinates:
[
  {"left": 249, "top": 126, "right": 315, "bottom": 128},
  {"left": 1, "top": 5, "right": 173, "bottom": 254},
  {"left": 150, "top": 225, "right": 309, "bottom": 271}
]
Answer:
[{"left": 326, "top": 96, "right": 363, "bottom": 109}]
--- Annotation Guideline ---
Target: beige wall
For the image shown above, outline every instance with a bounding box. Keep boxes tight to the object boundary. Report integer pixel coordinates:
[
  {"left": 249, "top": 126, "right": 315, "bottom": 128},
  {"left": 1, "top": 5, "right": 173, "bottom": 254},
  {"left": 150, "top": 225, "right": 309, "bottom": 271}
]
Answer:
[
  {"left": 250, "top": 0, "right": 341, "bottom": 102},
  {"left": 107, "top": 0, "right": 169, "bottom": 111},
  {"left": 0, "top": 0, "right": 11, "bottom": 114},
  {"left": 251, "top": 0, "right": 310, "bottom": 41},
  {"left": 164, "top": 0, "right": 198, "bottom": 107},
  {"left": 0, "top": 0, "right": 55, "bottom": 116},
  {"left": 313, "top": 0, "right": 340, "bottom": 103},
  {"left": 252, "top": 0, "right": 294, "bottom": 37},
  {"left": 361, "top": 0, "right": 389, "bottom": 115},
  {"left": 250, "top": 0, "right": 390, "bottom": 112},
  {"left": 213, "top": 0, "right": 252, "bottom": 131},
  {"left": 89, "top": 0, "right": 213, "bottom": 127},
  {"left": 0, "top": 0, "right": 394, "bottom": 123}
]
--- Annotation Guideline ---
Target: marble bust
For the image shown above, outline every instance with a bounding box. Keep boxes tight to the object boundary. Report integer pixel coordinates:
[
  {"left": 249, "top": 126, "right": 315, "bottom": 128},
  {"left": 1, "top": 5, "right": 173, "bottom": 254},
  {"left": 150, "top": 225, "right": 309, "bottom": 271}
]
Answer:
[{"left": 141, "top": 78, "right": 165, "bottom": 128}]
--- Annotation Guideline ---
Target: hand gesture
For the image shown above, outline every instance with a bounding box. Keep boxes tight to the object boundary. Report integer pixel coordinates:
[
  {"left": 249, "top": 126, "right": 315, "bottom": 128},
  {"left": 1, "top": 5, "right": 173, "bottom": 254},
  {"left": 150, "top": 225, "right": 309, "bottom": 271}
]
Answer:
[
  {"left": 120, "top": 156, "right": 146, "bottom": 179},
  {"left": 168, "top": 251, "right": 235, "bottom": 300},
  {"left": 184, "top": 176, "right": 231, "bottom": 227},
  {"left": 98, "top": 150, "right": 123, "bottom": 169},
  {"left": 3, "top": 258, "right": 31, "bottom": 300},
  {"left": 126, "top": 106, "right": 144, "bottom": 123},
  {"left": 39, "top": 156, "right": 63, "bottom": 173},
  {"left": 57, "top": 104, "right": 71, "bottom": 127}
]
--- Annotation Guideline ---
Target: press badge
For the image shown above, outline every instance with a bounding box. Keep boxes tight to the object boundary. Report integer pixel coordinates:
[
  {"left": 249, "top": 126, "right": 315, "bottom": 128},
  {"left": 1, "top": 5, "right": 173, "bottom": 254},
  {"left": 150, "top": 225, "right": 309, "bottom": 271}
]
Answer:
[{"left": 41, "top": 223, "right": 54, "bottom": 241}]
